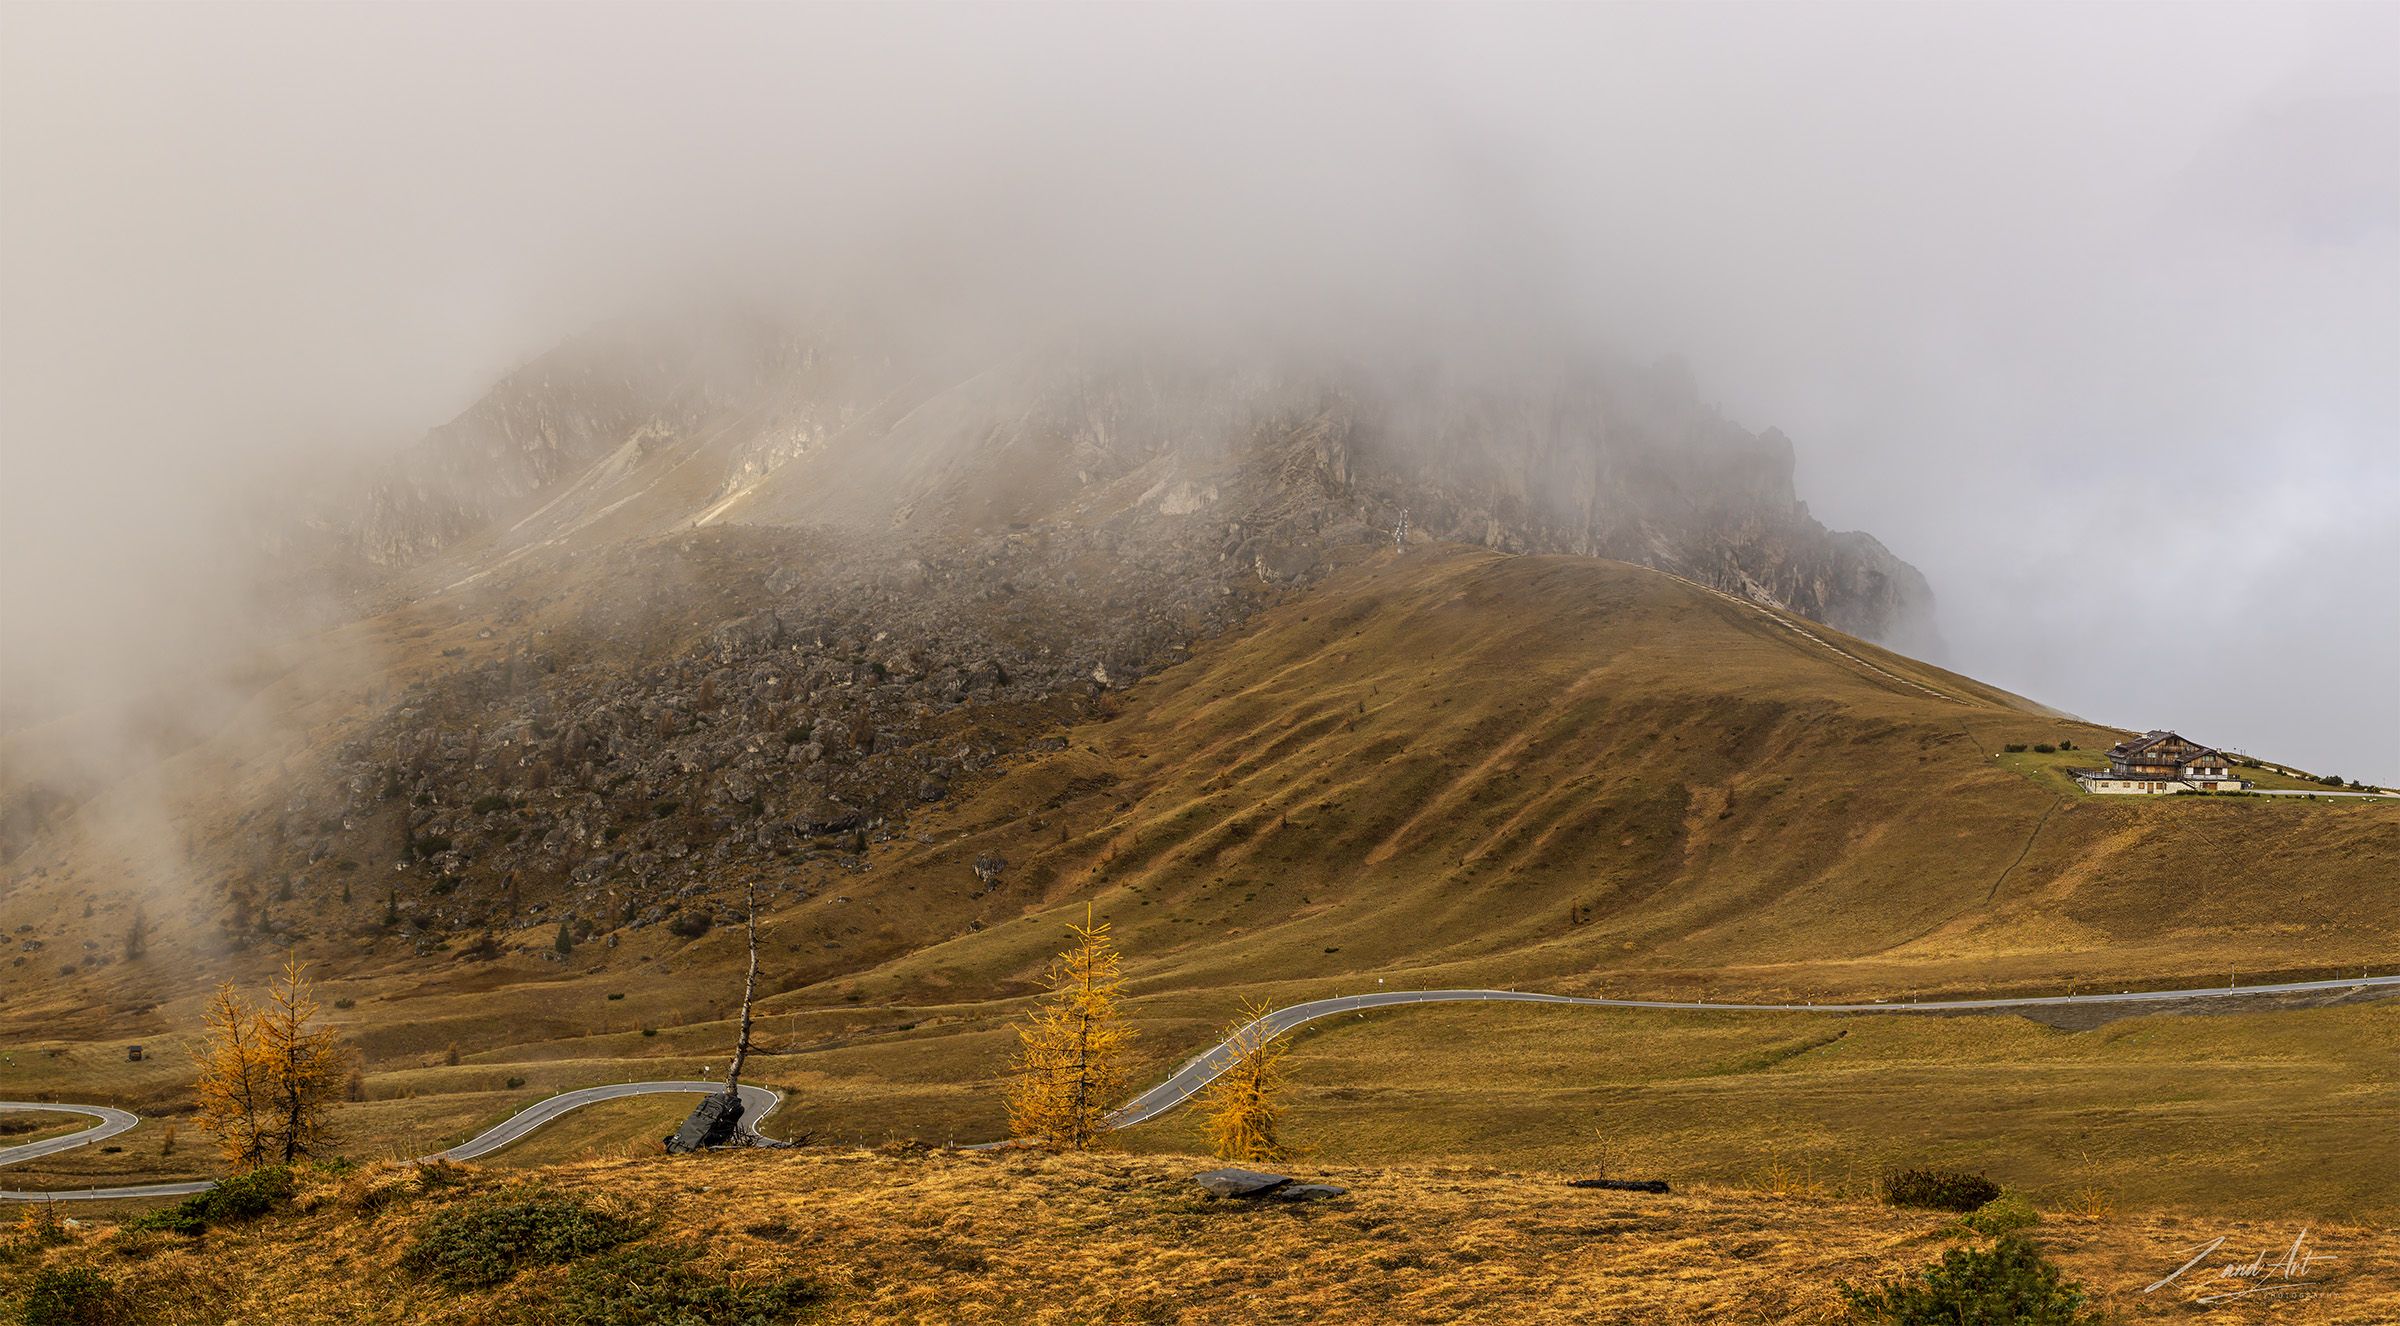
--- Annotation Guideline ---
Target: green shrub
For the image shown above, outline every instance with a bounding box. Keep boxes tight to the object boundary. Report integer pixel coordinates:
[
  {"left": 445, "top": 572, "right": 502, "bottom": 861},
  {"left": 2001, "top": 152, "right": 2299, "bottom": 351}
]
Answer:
[
  {"left": 531, "top": 1244, "right": 825, "bottom": 1325},
  {"left": 2031, "top": 743, "right": 2056, "bottom": 754},
  {"left": 666, "top": 912, "right": 712, "bottom": 939},
  {"left": 1842, "top": 1235, "right": 2100, "bottom": 1324},
  {"left": 505, "top": 1076, "right": 527, "bottom": 1090},
  {"left": 402, "top": 1189, "right": 641, "bottom": 1289},
  {"left": 2057, "top": 740, "right": 2075, "bottom": 751},
  {"left": 1956, "top": 1194, "right": 2040, "bottom": 1236},
  {"left": 126, "top": 1166, "right": 294, "bottom": 1235},
  {"left": 607, "top": 992, "right": 626, "bottom": 1001},
  {"left": 2002, "top": 744, "right": 2027, "bottom": 754},
  {"left": 1881, "top": 1167, "right": 2001, "bottom": 1212},
  {"left": 18, "top": 1266, "right": 127, "bottom": 1326}
]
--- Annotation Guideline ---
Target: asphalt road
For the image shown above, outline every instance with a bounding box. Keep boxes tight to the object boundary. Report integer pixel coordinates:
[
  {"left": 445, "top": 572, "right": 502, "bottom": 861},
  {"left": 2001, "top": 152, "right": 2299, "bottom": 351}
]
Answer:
[
  {"left": 1105, "top": 974, "right": 2400, "bottom": 1128},
  {"left": 0, "top": 1104, "right": 139, "bottom": 1169},
  {"left": 0, "top": 1080, "right": 777, "bottom": 1203},
  {"left": 11, "top": 974, "right": 2392, "bottom": 1196}
]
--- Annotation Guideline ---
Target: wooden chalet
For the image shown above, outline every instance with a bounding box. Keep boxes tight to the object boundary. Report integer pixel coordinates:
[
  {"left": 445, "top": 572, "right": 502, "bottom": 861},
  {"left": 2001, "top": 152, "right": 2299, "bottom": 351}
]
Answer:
[{"left": 2071, "top": 731, "right": 2247, "bottom": 795}]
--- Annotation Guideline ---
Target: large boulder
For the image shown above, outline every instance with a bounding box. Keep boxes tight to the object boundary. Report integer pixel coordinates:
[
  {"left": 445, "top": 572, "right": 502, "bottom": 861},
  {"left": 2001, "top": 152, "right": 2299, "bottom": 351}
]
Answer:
[{"left": 664, "top": 1089, "right": 747, "bottom": 1154}]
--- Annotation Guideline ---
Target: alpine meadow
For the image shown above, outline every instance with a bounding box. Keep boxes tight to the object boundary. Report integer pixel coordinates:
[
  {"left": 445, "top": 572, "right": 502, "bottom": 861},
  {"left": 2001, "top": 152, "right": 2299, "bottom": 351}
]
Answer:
[{"left": 2, "top": 4, "right": 2394, "bottom": 1324}]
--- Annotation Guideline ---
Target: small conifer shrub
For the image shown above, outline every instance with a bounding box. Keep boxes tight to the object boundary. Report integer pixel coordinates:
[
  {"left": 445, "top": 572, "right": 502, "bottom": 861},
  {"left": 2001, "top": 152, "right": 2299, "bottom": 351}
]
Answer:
[{"left": 1881, "top": 1167, "right": 2002, "bottom": 1212}]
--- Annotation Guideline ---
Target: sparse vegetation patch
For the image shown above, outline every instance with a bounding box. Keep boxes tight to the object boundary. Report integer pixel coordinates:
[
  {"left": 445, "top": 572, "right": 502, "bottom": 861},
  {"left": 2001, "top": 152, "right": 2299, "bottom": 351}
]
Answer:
[
  {"left": 125, "top": 1165, "right": 294, "bottom": 1236},
  {"left": 401, "top": 1188, "right": 643, "bottom": 1289},
  {"left": 1842, "top": 1235, "right": 2100, "bottom": 1325},
  {"left": 531, "top": 1243, "right": 826, "bottom": 1326},
  {"left": 16, "top": 1266, "right": 127, "bottom": 1326},
  {"left": 1880, "top": 1167, "right": 2000, "bottom": 1212}
]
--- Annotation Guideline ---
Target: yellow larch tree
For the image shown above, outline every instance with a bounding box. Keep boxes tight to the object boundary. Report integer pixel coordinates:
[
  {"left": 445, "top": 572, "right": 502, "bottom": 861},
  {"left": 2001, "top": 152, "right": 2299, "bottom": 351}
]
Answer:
[
  {"left": 256, "top": 953, "right": 348, "bottom": 1163},
  {"left": 1201, "top": 1002, "right": 1296, "bottom": 1165},
  {"left": 193, "top": 953, "right": 350, "bottom": 1167},
  {"left": 1004, "top": 910, "right": 1137, "bottom": 1150},
  {"left": 192, "top": 983, "right": 273, "bottom": 1168}
]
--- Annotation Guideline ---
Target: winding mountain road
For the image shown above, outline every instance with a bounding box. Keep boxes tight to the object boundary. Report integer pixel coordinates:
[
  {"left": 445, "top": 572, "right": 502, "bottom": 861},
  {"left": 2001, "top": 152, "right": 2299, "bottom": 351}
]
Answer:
[
  {"left": 1103, "top": 975, "right": 2400, "bottom": 1128},
  {"left": 7, "top": 974, "right": 2391, "bottom": 1200},
  {"left": 0, "top": 1081, "right": 776, "bottom": 1203}
]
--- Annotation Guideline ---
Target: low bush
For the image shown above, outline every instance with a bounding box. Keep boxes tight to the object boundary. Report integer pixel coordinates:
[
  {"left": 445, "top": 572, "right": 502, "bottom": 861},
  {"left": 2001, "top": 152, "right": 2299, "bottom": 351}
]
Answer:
[
  {"left": 18, "top": 1266, "right": 127, "bottom": 1326},
  {"left": 126, "top": 1165, "right": 293, "bottom": 1235},
  {"left": 2002, "top": 743, "right": 2027, "bottom": 753},
  {"left": 1955, "top": 1193, "right": 2040, "bottom": 1236},
  {"left": 528, "top": 1243, "right": 826, "bottom": 1325},
  {"left": 666, "top": 912, "right": 712, "bottom": 939},
  {"left": 1881, "top": 1167, "right": 2001, "bottom": 1213},
  {"left": 2031, "top": 743, "right": 2056, "bottom": 754},
  {"left": 1842, "top": 1235, "right": 2100, "bottom": 1324},
  {"left": 402, "top": 1189, "right": 642, "bottom": 1289}
]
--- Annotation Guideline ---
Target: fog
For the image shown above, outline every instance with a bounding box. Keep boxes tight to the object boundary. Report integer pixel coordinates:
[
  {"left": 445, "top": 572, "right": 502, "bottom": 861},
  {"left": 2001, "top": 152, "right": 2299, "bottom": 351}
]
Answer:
[{"left": 4, "top": 2, "right": 2395, "bottom": 781}]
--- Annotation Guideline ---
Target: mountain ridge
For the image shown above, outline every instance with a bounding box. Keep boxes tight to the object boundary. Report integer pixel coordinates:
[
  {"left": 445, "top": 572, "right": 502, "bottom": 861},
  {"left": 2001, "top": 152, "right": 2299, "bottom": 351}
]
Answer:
[{"left": 339, "top": 321, "right": 1941, "bottom": 652}]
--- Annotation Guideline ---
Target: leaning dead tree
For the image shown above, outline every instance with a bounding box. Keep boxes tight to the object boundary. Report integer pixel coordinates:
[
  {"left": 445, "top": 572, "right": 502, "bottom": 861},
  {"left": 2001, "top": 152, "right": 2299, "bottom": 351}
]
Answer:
[
  {"left": 667, "top": 881, "right": 787, "bottom": 1153},
  {"left": 724, "top": 880, "right": 761, "bottom": 1092}
]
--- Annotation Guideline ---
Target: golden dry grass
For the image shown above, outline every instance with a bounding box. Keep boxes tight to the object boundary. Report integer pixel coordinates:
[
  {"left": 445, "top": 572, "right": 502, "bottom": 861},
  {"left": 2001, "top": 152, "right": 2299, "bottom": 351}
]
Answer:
[{"left": 7, "top": 1148, "right": 2394, "bottom": 1324}]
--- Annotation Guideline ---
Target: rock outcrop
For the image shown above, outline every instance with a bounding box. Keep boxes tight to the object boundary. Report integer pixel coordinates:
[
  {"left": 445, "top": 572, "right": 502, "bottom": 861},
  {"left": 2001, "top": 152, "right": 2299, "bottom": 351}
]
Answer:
[{"left": 344, "top": 322, "right": 1938, "bottom": 649}]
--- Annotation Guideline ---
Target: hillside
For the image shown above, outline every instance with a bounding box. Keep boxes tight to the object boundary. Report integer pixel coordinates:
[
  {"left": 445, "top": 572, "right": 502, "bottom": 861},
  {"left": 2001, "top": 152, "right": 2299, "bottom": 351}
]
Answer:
[
  {"left": 2, "top": 545, "right": 2392, "bottom": 1218},
  {"left": 7, "top": 1148, "right": 2393, "bottom": 1324},
  {"left": 844, "top": 546, "right": 2399, "bottom": 1002},
  {"left": 11, "top": 545, "right": 2390, "bottom": 1029}
]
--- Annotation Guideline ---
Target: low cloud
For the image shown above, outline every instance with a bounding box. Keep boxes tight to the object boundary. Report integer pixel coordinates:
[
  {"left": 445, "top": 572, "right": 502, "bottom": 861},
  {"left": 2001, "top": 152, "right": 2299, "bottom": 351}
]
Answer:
[{"left": 2, "top": 2, "right": 2392, "bottom": 778}]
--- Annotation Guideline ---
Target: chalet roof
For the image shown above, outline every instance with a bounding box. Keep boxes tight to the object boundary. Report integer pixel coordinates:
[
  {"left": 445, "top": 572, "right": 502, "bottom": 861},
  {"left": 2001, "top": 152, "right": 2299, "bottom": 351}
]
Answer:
[
  {"left": 2102, "top": 730, "right": 2227, "bottom": 773},
  {"left": 2106, "top": 730, "right": 2217, "bottom": 761}
]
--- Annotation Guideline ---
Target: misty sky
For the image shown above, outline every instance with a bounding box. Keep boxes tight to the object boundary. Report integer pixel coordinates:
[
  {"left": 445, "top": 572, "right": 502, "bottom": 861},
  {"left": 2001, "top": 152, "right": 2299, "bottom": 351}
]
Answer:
[{"left": 3, "top": 2, "right": 2395, "bottom": 781}]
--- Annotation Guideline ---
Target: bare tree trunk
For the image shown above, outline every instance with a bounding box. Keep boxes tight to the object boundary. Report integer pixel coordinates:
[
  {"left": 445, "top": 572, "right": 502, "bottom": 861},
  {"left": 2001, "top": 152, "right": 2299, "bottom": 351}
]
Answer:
[{"left": 724, "top": 882, "right": 760, "bottom": 1092}]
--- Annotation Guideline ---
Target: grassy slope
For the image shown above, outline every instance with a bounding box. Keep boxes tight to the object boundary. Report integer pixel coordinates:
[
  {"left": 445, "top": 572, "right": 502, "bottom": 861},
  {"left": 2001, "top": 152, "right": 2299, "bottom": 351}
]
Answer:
[
  {"left": 852, "top": 546, "right": 2398, "bottom": 1004},
  {"left": 8, "top": 1149, "right": 2394, "bottom": 1325},
  {"left": 5, "top": 545, "right": 2394, "bottom": 1215}
]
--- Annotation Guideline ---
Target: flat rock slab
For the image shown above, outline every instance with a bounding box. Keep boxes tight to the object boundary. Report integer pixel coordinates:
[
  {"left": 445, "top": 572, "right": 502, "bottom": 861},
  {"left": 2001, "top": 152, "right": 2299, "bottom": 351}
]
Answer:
[
  {"left": 1565, "top": 1178, "right": 1670, "bottom": 1193},
  {"left": 1195, "top": 1168, "right": 1291, "bottom": 1197},
  {"left": 1193, "top": 1168, "right": 1348, "bottom": 1201}
]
